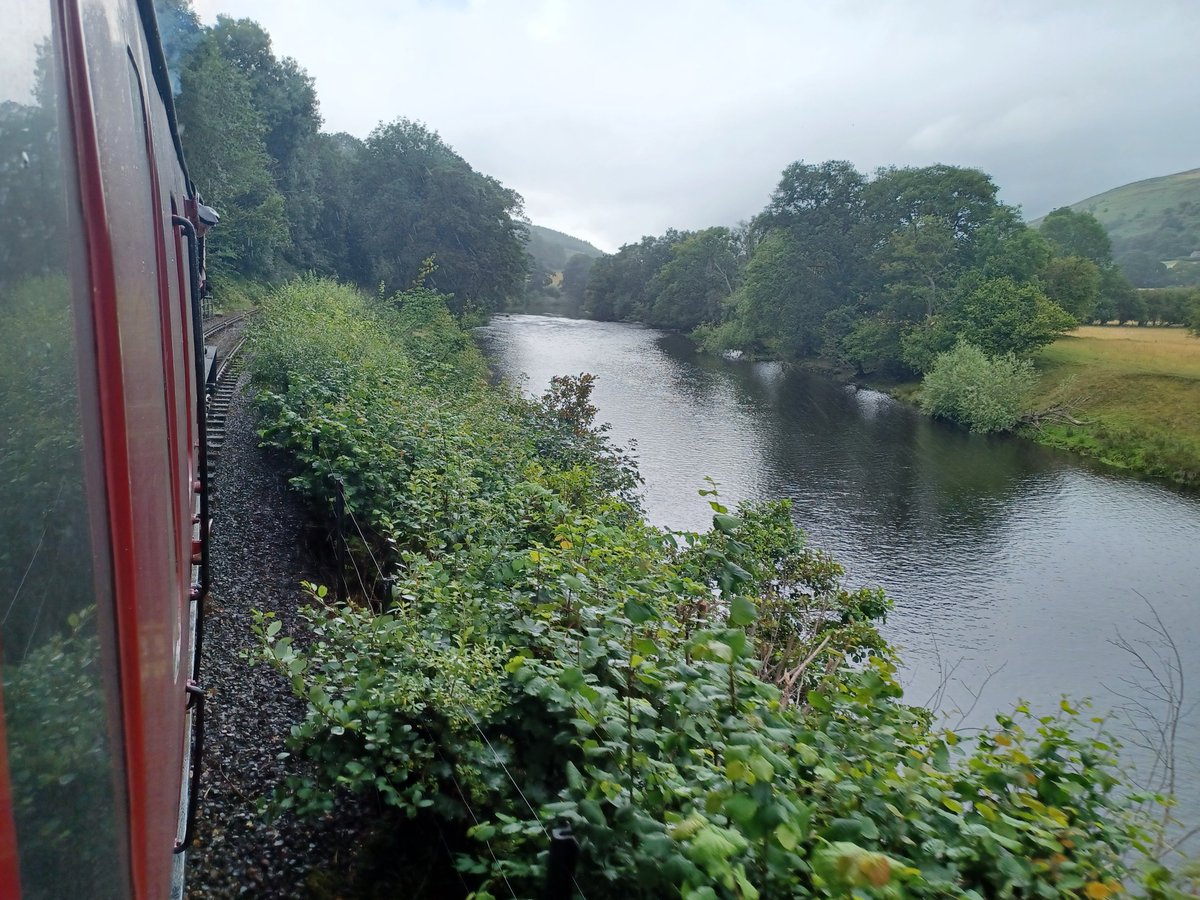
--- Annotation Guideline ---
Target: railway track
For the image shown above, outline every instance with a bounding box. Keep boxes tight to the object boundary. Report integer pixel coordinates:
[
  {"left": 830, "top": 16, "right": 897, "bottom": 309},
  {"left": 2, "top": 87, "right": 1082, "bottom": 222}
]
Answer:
[
  {"left": 206, "top": 334, "right": 246, "bottom": 471},
  {"left": 202, "top": 310, "right": 248, "bottom": 341}
]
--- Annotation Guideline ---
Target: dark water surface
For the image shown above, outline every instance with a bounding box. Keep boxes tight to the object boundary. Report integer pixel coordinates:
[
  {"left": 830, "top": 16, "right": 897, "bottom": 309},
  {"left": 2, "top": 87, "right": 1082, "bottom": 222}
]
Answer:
[{"left": 477, "top": 314, "right": 1200, "bottom": 815}]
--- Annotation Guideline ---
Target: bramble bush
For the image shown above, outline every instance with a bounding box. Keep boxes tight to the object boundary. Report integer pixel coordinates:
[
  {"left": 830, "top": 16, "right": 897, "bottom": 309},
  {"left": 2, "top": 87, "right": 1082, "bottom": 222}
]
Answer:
[{"left": 248, "top": 277, "right": 1183, "bottom": 897}]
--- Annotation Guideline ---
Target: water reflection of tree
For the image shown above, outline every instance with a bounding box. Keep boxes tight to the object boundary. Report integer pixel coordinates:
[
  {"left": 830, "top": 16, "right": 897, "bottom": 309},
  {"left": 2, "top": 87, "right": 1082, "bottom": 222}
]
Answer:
[
  {"left": 649, "top": 328, "right": 1065, "bottom": 555},
  {"left": 750, "top": 368, "right": 1060, "bottom": 553}
]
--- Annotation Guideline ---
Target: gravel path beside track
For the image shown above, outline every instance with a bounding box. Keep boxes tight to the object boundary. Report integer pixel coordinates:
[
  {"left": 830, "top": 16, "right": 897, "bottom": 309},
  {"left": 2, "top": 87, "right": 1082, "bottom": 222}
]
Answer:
[{"left": 187, "top": 372, "right": 367, "bottom": 898}]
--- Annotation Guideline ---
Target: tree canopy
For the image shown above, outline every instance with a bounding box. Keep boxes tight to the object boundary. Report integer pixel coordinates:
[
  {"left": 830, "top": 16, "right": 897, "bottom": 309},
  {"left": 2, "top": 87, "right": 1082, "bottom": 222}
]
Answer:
[
  {"left": 160, "top": 0, "right": 530, "bottom": 309},
  {"left": 174, "top": 39, "right": 286, "bottom": 279},
  {"left": 585, "top": 160, "right": 1079, "bottom": 376},
  {"left": 1039, "top": 208, "right": 1113, "bottom": 265},
  {"left": 348, "top": 119, "right": 528, "bottom": 313}
]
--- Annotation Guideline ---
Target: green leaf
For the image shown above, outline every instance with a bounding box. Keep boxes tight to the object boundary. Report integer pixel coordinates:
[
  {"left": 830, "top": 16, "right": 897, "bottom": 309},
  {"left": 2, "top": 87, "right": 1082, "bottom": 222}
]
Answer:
[
  {"left": 723, "top": 560, "right": 753, "bottom": 583},
  {"left": 469, "top": 823, "right": 497, "bottom": 841},
  {"left": 559, "top": 667, "right": 586, "bottom": 691},
  {"left": 724, "top": 793, "right": 759, "bottom": 826},
  {"left": 748, "top": 755, "right": 774, "bottom": 783},
  {"left": 726, "top": 759, "right": 750, "bottom": 782},
  {"left": 728, "top": 595, "right": 756, "bottom": 626},
  {"left": 931, "top": 740, "right": 951, "bottom": 772},
  {"left": 625, "top": 599, "right": 655, "bottom": 624},
  {"left": 580, "top": 799, "right": 606, "bottom": 827},
  {"left": 713, "top": 513, "right": 742, "bottom": 535},
  {"left": 565, "top": 761, "right": 584, "bottom": 791}
]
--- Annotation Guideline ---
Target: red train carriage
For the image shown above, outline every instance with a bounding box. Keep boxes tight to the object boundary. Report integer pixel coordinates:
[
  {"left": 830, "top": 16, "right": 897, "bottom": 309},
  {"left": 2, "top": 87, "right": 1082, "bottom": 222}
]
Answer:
[{"left": 1, "top": 0, "right": 209, "bottom": 896}]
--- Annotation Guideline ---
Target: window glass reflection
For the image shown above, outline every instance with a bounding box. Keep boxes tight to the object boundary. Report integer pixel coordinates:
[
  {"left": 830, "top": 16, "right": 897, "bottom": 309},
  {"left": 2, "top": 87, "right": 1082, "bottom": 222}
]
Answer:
[{"left": 0, "top": 5, "right": 125, "bottom": 897}]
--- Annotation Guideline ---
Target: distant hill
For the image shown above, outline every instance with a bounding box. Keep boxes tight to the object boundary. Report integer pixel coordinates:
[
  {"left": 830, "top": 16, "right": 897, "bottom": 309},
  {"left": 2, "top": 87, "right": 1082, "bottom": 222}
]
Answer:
[
  {"left": 525, "top": 224, "right": 604, "bottom": 274},
  {"left": 511, "top": 224, "right": 604, "bottom": 317},
  {"left": 1039, "top": 168, "right": 1200, "bottom": 262}
]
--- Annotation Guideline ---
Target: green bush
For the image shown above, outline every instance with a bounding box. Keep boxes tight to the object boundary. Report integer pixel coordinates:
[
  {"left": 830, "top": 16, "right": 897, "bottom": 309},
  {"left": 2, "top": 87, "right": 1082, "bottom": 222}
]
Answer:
[
  {"left": 919, "top": 341, "right": 1037, "bottom": 433},
  {"left": 691, "top": 316, "right": 761, "bottom": 357},
  {"left": 247, "top": 278, "right": 1173, "bottom": 898},
  {"left": 838, "top": 317, "right": 906, "bottom": 376}
]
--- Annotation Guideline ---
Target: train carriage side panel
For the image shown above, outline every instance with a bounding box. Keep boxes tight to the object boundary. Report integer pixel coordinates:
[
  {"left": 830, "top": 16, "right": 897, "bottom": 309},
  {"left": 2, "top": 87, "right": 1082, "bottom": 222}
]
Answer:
[
  {"left": 139, "top": 24, "right": 202, "bottom": 681},
  {"left": 1, "top": 0, "right": 132, "bottom": 896},
  {"left": 1, "top": 0, "right": 201, "bottom": 893},
  {"left": 72, "top": 0, "right": 196, "bottom": 893}
]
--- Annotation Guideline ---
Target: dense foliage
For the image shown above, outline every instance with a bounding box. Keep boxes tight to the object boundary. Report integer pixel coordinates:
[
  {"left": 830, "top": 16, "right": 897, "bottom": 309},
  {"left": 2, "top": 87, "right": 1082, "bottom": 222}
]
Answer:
[
  {"left": 157, "top": 1, "right": 529, "bottom": 311},
  {"left": 174, "top": 33, "right": 288, "bottom": 279},
  {"left": 1138, "top": 287, "right": 1200, "bottom": 328},
  {"left": 582, "top": 162, "right": 1108, "bottom": 386},
  {"left": 919, "top": 343, "right": 1037, "bottom": 434},
  {"left": 247, "top": 278, "right": 1180, "bottom": 898}
]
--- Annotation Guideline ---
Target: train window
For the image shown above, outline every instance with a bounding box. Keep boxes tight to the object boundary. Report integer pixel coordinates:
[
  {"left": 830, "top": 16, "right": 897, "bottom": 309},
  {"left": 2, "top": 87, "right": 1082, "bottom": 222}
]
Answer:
[{"left": 0, "top": 3, "right": 127, "bottom": 897}]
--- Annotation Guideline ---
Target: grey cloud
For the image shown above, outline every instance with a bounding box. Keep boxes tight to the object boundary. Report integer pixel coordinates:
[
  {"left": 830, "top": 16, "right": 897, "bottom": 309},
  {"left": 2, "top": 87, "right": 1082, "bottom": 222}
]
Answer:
[{"left": 194, "top": 0, "right": 1200, "bottom": 250}]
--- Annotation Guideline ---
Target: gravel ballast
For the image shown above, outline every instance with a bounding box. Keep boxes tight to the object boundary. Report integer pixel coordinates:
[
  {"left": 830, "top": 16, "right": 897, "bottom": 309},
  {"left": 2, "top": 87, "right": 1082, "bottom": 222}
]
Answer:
[{"left": 186, "top": 372, "right": 368, "bottom": 898}]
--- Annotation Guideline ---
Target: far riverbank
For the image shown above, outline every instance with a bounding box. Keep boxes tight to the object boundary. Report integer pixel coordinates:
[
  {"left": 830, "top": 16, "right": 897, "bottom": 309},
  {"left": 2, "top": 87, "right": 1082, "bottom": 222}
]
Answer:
[
  {"left": 809, "top": 325, "right": 1200, "bottom": 491},
  {"left": 1021, "top": 326, "right": 1200, "bottom": 489}
]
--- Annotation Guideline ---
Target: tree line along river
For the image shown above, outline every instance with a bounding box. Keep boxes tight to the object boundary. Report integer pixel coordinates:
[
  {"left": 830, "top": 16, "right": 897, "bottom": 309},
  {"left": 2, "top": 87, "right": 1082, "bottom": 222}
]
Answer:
[{"left": 477, "top": 313, "right": 1200, "bottom": 826}]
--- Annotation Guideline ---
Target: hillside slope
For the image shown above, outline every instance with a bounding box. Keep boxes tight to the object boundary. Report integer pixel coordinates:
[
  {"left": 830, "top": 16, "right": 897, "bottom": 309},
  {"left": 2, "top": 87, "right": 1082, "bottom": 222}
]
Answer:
[
  {"left": 1055, "top": 168, "right": 1200, "bottom": 261},
  {"left": 525, "top": 224, "right": 603, "bottom": 273}
]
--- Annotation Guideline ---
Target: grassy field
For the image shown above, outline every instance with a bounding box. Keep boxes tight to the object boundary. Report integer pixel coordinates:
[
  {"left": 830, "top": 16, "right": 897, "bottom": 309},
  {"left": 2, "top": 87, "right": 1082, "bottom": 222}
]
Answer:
[{"left": 1027, "top": 325, "right": 1200, "bottom": 487}]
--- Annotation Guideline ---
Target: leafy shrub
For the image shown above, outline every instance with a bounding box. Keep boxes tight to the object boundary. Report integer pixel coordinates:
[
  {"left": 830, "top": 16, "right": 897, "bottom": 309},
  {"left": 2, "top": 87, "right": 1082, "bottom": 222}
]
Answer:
[
  {"left": 692, "top": 316, "right": 762, "bottom": 357},
  {"left": 945, "top": 275, "right": 1076, "bottom": 358},
  {"left": 248, "top": 277, "right": 1170, "bottom": 897},
  {"left": 920, "top": 341, "right": 1037, "bottom": 433}
]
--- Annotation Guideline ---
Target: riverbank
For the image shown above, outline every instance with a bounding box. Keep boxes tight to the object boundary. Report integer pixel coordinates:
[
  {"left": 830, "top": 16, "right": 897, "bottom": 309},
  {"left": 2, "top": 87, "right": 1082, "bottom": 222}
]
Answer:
[
  {"left": 1022, "top": 326, "right": 1200, "bottom": 488},
  {"left": 841, "top": 326, "right": 1200, "bottom": 490},
  {"left": 246, "top": 289, "right": 1177, "bottom": 896},
  {"left": 483, "top": 312, "right": 1200, "bottom": 858}
]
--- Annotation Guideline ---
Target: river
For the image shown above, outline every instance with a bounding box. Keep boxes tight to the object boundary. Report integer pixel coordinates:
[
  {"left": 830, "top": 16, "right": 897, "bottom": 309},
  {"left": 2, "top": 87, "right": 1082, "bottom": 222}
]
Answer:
[{"left": 477, "top": 313, "right": 1200, "bottom": 822}]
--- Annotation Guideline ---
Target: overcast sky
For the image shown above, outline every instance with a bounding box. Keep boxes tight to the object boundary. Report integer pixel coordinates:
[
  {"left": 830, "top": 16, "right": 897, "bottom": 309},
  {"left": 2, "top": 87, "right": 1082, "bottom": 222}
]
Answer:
[{"left": 192, "top": 0, "right": 1198, "bottom": 252}]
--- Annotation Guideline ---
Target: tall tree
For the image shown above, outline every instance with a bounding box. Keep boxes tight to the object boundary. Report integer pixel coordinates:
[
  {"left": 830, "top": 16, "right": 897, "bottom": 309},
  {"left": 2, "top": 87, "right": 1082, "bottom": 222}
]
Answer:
[
  {"left": 975, "top": 219, "right": 1053, "bottom": 283},
  {"left": 1041, "top": 256, "right": 1101, "bottom": 322},
  {"left": 206, "top": 16, "right": 323, "bottom": 271},
  {"left": 647, "top": 227, "right": 741, "bottom": 330},
  {"left": 875, "top": 215, "right": 960, "bottom": 320},
  {"left": 584, "top": 232, "right": 682, "bottom": 321},
  {"left": 308, "top": 131, "right": 364, "bottom": 276},
  {"left": 175, "top": 40, "right": 286, "bottom": 279},
  {"left": 1039, "top": 208, "right": 1113, "bottom": 265},
  {"left": 734, "top": 230, "right": 833, "bottom": 357},
  {"left": 944, "top": 276, "right": 1075, "bottom": 357},
  {"left": 866, "top": 165, "right": 1001, "bottom": 245},
  {"left": 350, "top": 119, "right": 528, "bottom": 313},
  {"left": 1098, "top": 265, "right": 1143, "bottom": 324},
  {"left": 740, "top": 161, "right": 871, "bottom": 354}
]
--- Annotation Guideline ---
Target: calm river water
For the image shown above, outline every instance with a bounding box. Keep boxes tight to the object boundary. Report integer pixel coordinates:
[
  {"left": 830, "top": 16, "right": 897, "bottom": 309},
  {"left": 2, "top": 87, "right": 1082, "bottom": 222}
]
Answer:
[{"left": 477, "top": 314, "right": 1200, "bottom": 817}]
